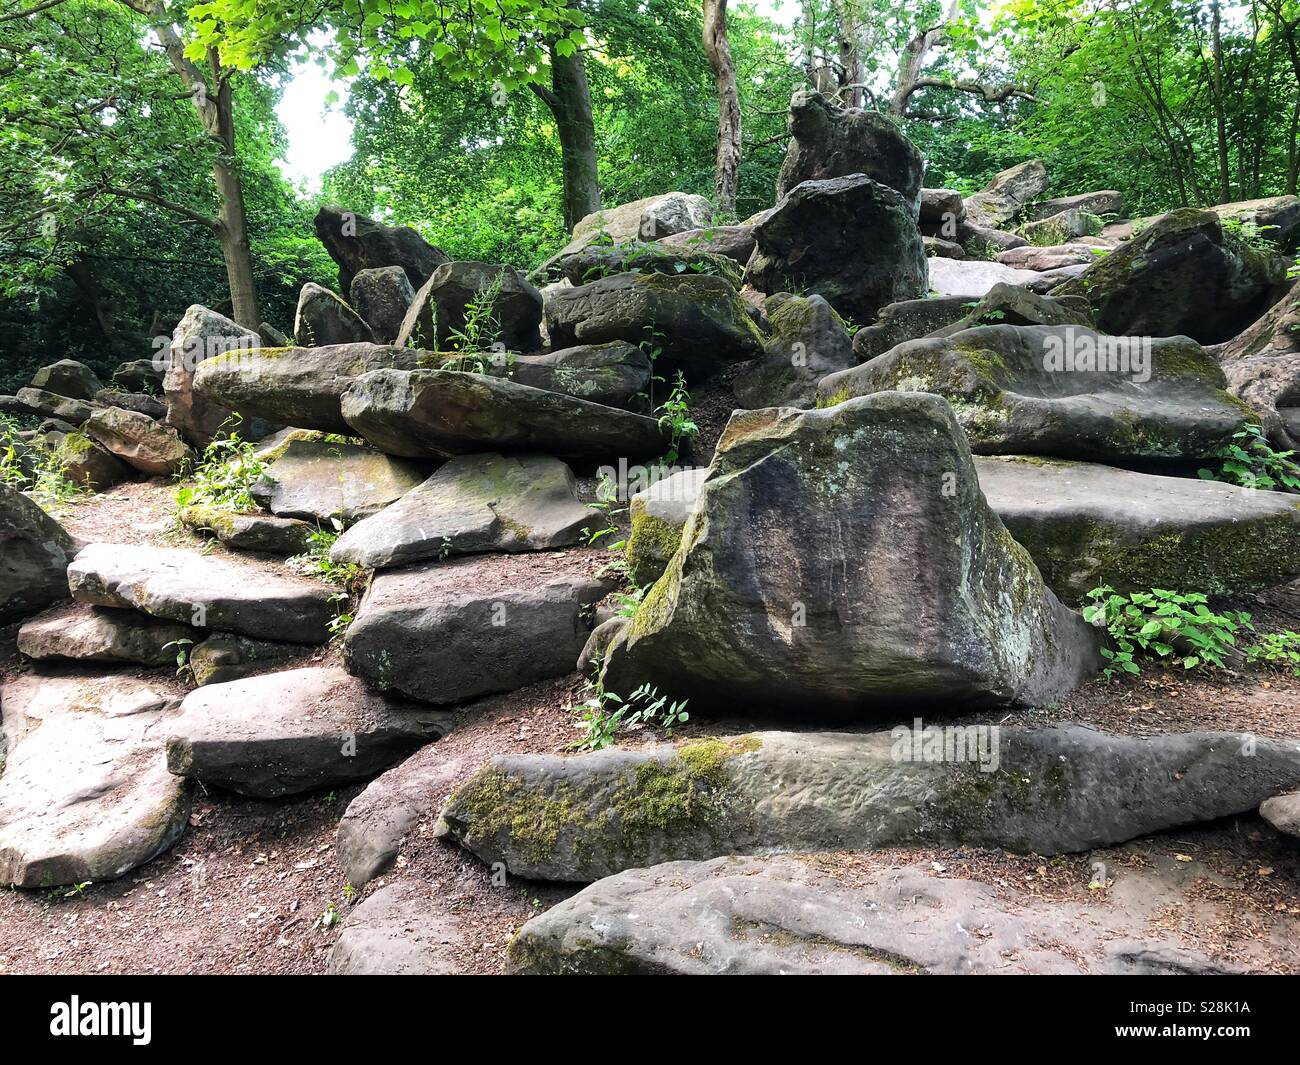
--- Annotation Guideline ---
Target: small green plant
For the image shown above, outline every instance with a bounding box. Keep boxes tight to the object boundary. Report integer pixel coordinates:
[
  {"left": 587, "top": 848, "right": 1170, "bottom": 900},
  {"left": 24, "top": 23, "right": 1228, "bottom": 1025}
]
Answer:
[
  {"left": 570, "top": 682, "right": 690, "bottom": 750},
  {"left": 0, "top": 415, "right": 92, "bottom": 511},
  {"left": 175, "top": 421, "right": 267, "bottom": 512},
  {"left": 1222, "top": 216, "right": 1280, "bottom": 252},
  {"left": 580, "top": 472, "right": 626, "bottom": 549},
  {"left": 319, "top": 902, "right": 341, "bottom": 929},
  {"left": 164, "top": 637, "right": 196, "bottom": 683},
  {"left": 1198, "top": 424, "right": 1300, "bottom": 492},
  {"left": 342, "top": 883, "right": 356, "bottom": 902},
  {"left": 327, "top": 591, "right": 354, "bottom": 637},
  {"left": 287, "top": 522, "right": 362, "bottom": 587},
  {"left": 1083, "top": 586, "right": 1252, "bottom": 679},
  {"left": 446, "top": 270, "right": 505, "bottom": 353},
  {"left": 1245, "top": 630, "right": 1300, "bottom": 675},
  {"left": 656, "top": 370, "right": 698, "bottom": 465}
]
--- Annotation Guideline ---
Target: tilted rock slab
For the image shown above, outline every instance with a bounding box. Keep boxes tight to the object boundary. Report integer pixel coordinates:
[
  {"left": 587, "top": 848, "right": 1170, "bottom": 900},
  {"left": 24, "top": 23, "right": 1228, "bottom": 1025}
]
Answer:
[
  {"left": 506, "top": 853, "right": 1253, "bottom": 975},
  {"left": 438, "top": 726, "right": 1300, "bottom": 882},
  {"left": 963, "top": 160, "right": 1049, "bottom": 228},
  {"left": 597, "top": 394, "right": 1099, "bottom": 713},
  {"left": 732, "top": 293, "right": 855, "bottom": 409},
  {"left": 192, "top": 342, "right": 424, "bottom": 435},
  {"left": 505, "top": 342, "right": 651, "bottom": 410},
  {"left": 0, "top": 674, "right": 191, "bottom": 888},
  {"left": 294, "top": 282, "right": 374, "bottom": 347},
  {"left": 17, "top": 602, "right": 195, "bottom": 667},
  {"left": 313, "top": 204, "right": 449, "bottom": 293},
  {"left": 251, "top": 437, "right": 428, "bottom": 524},
  {"left": 165, "top": 304, "right": 263, "bottom": 448},
  {"left": 83, "top": 406, "right": 192, "bottom": 476},
  {"left": 396, "top": 261, "right": 543, "bottom": 352},
  {"left": 340, "top": 368, "right": 668, "bottom": 461},
  {"left": 330, "top": 452, "right": 591, "bottom": 569},
  {"left": 975, "top": 456, "right": 1300, "bottom": 602},
  {"left": 344, "top": 553, "right": 609, "bottom": 704},
  {"left": 818, "top": 325, "right": 1253, "bottom": 465},
  {"left": 0, "top": 483, "right": 77, "bottom": 624},
  {"left": 349, "top": 266, "right": 415, "bottom": 344},
  {"left": 1210, "top": 278, "right": 1300, "bottom": 449},
  {"left": 165, "top": 667, "right": 452, "bottom": 798},
  {"left": 68, "top": 543, "right": 334, "bottom": 644}
]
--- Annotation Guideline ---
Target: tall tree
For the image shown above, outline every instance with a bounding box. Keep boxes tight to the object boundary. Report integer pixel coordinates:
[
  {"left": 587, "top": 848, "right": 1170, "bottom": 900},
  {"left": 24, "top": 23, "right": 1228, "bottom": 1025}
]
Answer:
[{"left": 703, "top": 0, "right": 741, "bottom": 215}]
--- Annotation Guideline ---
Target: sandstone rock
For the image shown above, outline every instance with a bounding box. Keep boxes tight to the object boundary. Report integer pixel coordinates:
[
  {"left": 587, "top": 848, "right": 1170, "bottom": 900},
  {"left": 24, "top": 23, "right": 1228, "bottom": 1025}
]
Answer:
[
  {"left": 395, "top": 261, "right": 543, "bottom": 352},
  {"left": 340, "top": 368, "right": 668, "bottom": 462},
  {"left": 344, "top": 554, "right": 608, "bottom": 704},
  {"left": 544, "top": 272, "right": 763, "bottom": 370},
  {"left": 776, "top": 90, "right": 925, "bottom": 212},
  {"left": 17, "top": 602, "right": 194, "bottom": 666},
  {"left": 1054, "top": 209, "right": 1288, "bottom": 344},
  {"left": 112, "top": 359, "right": 162, "bottom": 393},
  {"left": 83, "top": 406, "right": 191, "bottom": 476},
  {"left": 639, "top": 193, "right": 714, "bottom": 240},
  {"left": 598, "top": 393, "right": 1099, "bottom": 713},
  {"left": 165, "top": 305, "right": 262, "bottom": 448},
  {"left": 178, "top": 505, "right": 316, "bottom": 556},
  {"left": 624, "top": 466, "right": 708, "bottom": 586},
  {"left": 975, "top": 456, "right": 1300, "bottom": 602},
  {"left": 748, "top": 174, "right": 927, "bottom": 322},
  {"left": 35, "top": 429, "right": 133, "bottom": 491},
  {"left": 849, "top": 295, "right": 973, "bottom": 362},
  {"left": 819, "top": 325, "right": 1253, "bottom": 465},
  {"left": 188, "top": 632, "right": 304, "bottom": 686},
  {"left": 919, "top": 187, "right": 965, "bottom": 225},
  {"left": 439, "top": 726, "right": 1300, "bottom": 882},
  {"left": 68, "top": 542, "right": 334, "bottom": 644},
  {"left": 998, "top": 243, "right": 1102, "bottom": 271},
  {"left": 1019, "top": 208, "right": 1102, "bottom": 245},
  {"left": 1210, "top": 279, "right": 1300, "bottom": 447},
  {"left": 30, "top": 359, "right": 103, "bottom": 401},
  {"left": 251, "top": 438, "right": 428, "bottom": 525},
  {"left": 507, "top": 853, "right": 1253, "bottom": 975},
  {"left": 924, "top": 236, "right": 966, "bottom": 259},
  {"left": 326, "top": 881, "right": 465, "bottom": 974},
  {"left": 1025, "top": 190, "right": 1124, "bottom": 221},
  {"left": 925, "top": 257, "right": 1042, "bottom": 298},
  {"left": 349, "top": 266, "right": 416, "bottom": 344},
  {"left": 0, "top": 674, "right": 190, "bottom": 888},
  {"left": 0, "top": 483, "right": 77, "bottom": 623},
  {"left": 504, "top": 342, "right": 651, "bottom": 410},
  {"left": 535, "top": 194, "right": 716, "bottom": 278},
  {"left": 732, "top": 294, "right": 854, "bottom": 409},
  {"left": 93, "top": 389, "right": 167, "bottom": 419},
  {"left": 165, "top": 667, "right": 451, "bottom": 797},
  {"left": 314, "top": 205, "right": 449, "bottom": 292},
  {"left": 542, "top": 242, "right": 742, "bottom": 288},
  {"left": 192, "top": 343, "right": 424, "bottom": 435},
  {"left": 294, "top": 283, "right": 375, "bottom": 347},
  {"left": 330, "top": 452, "right": 590, "bottom": 569},
  {"left": 923, "top": 283, "right": 1094, "bottom": 340},
  {"left": 13, "top": 387, "right": 97, "bottom": 425},
  {"left": 1260, "top": 791, "right": 1300, "bottom": 838},
  {"left": 657, "top": 225, "right": 757, "bottom": 265},
  {"left": 963, "top": 160, "right": 1049, "bottom": 228}
]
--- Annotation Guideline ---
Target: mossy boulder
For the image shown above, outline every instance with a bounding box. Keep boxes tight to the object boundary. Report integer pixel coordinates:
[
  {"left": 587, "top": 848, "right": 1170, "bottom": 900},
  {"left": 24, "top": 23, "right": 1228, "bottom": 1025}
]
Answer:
[
  {"left": 294, "top": 282, "right": 374, "bottom": 347},
  {"left": 624, "top": 466, "right": 707, "bottom": 587},
  {"left": 818, "top": 324, "right": 1255, "bottom": 465},
  {"left": 438, "top": 725, "right": 1300, "bottom": 882},
  {"left": 732, "top": 294, "right": 855, "bottom": 409},
  {"left": 189, "top": 631, "right": 304, "bottom": 686},
  {"left": 503, "top": 341, "right": 651, "bottom": 410},
  {"left": 179, "top": 504, "right": 316, "bottom": 556},
  {"left": 598, "top": 392, "right": 1100, "bottom": 715},
  {"left": 962, "top": 160, "right": 1049, "bottom": 228},
  {"left": 0, "top": 482, "right": 76, "bottom": 623},
  {"left": 83, "top": 406, "right": 191, "bottom": 476},
  {"left": 976, "top": 455, "right": 1300, "bottom": 603},
  {"left": 30, "top": 359, "right": 103, "bottom": 401},
  {"left": 540, "top": 241, "right": 743, "bottom": 288}
]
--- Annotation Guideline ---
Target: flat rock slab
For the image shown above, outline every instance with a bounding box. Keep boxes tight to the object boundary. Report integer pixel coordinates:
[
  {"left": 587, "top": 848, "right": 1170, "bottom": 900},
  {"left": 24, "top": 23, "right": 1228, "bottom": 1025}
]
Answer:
[
  {"left": 0, "top": 674, "right": 191, "bottom": 888},
  {"left": 83, "top": 406, "right": 191, "bottom": 476},
  {"left": 597, "top": 394, "right": 1098, "bottom": 714},
  {"left": 326, "top": 881, "right": 465, "bottom": 974},
  {"left": 926, "top": 257, "right": 1042, "bottom": 297},
  {"left": 189, "top": 632, "right": 306, "bottom": 686},
  {"left": 437, "top": 726, "right": 1300, "bottom": 882},
  {"left": 192, "top": 343, "right": 424, "bottom": 434},
  {"left": 507, "top": 854, "right": 1259, "bottom": 975},
  {"left": 178, "top": 505, "right": 315, "bottom": 556},
  {"left": 165, "top": 667, "right": 452, "bottom": 797},
  {"left": 1, "top": 483, "right": 77, "bottom": 624},
  {"left": 17, "top": 602, "right": 195, "bottom": 667},
  {"left": 344, "top": 552, "right": 609, "bottom": 704},
  {"left": 340, "top": 368, "right": 668, "bottom": 461},
  {"left": 976, "top": 456, "right": 1300, "bottom": 602},
  {"left": 819, "top": 325, "right": 1251, "bottom": 465},
  {"left": 68, "top": 543, "right": 334, "bottom": 644},
  {"left": 331, "top": 452, "right": 591, "bottom": 569},
  {"left": 251, "top": 438, "right": 428, "bottom": 524}
]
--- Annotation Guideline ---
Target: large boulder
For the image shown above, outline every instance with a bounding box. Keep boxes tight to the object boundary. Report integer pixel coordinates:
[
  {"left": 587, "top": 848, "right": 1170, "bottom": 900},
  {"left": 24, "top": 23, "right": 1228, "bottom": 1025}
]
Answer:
[
  {"left": 349, "top": 266, "right": 416, "bottom": 344},
  {"left": 541, "top": 242, "right": 742, "bottom": 288},
  {"left": 775, "top": 90, "right": 924, "bottom": 211},
  {"left": 850, "top": 295, "right": 973, "bottom": 362},
  {"left": 395, "top": 262, "right": 543, "bottom": 353},
  {"left": 732, "top": 294, "right": 854, "bottom": 409},
  {"left": 0, "top": 674, "right": 191, "bottom": 888},
  {"left": 998, "top": 243, "right": 1102, "bottom": 271},
  {"left": 93, "top": 388, "right": 166, "bottom": 419},
  {"left": 32, "top": 429, "right": 133, "bottom": 491},
  {"left": 657, "top": 225, "right": 757, "bottom": 266},
  {"left": 976, "top": 456, "right": 1300, "bottom": 603},
  {"left": 313, "top": 205, "right": 449, "bottom": 292},
  {"left": 919, "top": 187, "right": 965, "bottom": 226},
  {"left": 165, "top": 305, "right": 262, "bottom": 447},
  {"left": 339, "top": 369, "right": 668, "bottom": 462},
  {"left": 963, "top": 160, "right": 1049, "bottom": 228},
  {"left": 1019, "top": 208, "right": 1102, "bottom": 246},
  {"left": 0, "top": 484, "right": 77, "bottom": 623},
  {"left": 923, "top": 284, "right": 1095, "bottom": 339},
  {"left": 330, "top": 452, "right": 591, "bottom": 569},
  {"left": 596, "top": 393, "right": 1099, "bottom": 714},
  {"left": 543, "top": 272, "right": 764, "bottom": 371},
  {"left": 1106, "top": 196, "right": 1300, "bottom": 251},
  {"left": 506, "top": 853, "right": 1257, "bottom": 975},
  {"left": 12, "top": 387, "right": 97, "bottom": 425},
  {"left": 192, "top": 343, "right": 424, "bottom": 435},
  {"left": 29, "top": 359, "right": 103, "bottom": 401},
  {"left": 438, "top": 726, "right": 1300, "bottom": 882},
  {"left": 818, "top": 325, "right": 1254, "bottom": 465},
  {"left": 326, "top": 881, "right": 466, "bottom": 975},
  {"left": 747, "top": 174, "right": 927, "bottom": 322},
  {"left": 83, "top": 406, "right": 191, "bottom": 476},
  {"left": 251, "top": 438, "right": 428, "bottom": 525},
  {"left": 17, "top": 602, "right": 194, "bottom": 666},
  {"left": 1261, "top": 791, "right": 1300, "bottom": 838},
  {"left": 343, "top": 553, "right": 608, "bottom": 704},
  {"left": 1210, "top": 279, "right": 1300, "bottom": 447},
  {"left": 624, "top": 466, "right": 709, "bottom": 586},
  {"left": 67, "top": 543, "right": 334, "bottom": 644},
  {"left": 925, "top": 257, "right": 1043, "bottom": 298},
  {"left": 111, "top": 359, "right": 162, "bottom": 394},
  {"left": 164, "top": 667, "right": 452, "bottom": 798},
  {"left": 294, "top": 283, "right": 374, "bottom": 347},
  {"left": 1054, "top": 209, "right": 1289, "bottom": 344},
  {"left": 504, "top": 343, "right": 651, "bottom": 410},
  {"left": 1025, "top": 190, "right": 1124, "bottom": 222}
]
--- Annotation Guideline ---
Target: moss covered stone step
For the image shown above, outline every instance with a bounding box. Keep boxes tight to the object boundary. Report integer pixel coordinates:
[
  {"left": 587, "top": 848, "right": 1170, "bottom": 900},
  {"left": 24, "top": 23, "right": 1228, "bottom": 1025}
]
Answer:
[
  {"left": 437, "top": 726, "right": 1300, "bottom": 883},
  {"left": 975, "top": 456, "right": 1300, "bottom": 603},
  {"left": 17, "top": 601, "right": 195, "bottom": 666}
]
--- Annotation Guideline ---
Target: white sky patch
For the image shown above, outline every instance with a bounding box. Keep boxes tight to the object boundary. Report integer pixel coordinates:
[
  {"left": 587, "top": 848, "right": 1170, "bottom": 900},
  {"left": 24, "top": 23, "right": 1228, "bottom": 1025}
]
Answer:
[{"left": 276, "top": 50, "right": 355, "bottom": 192}]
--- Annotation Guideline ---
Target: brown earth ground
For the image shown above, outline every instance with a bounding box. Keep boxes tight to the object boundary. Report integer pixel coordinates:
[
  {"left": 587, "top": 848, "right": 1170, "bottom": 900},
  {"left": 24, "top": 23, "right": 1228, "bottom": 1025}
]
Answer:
[{"left": 2, "top": 474, "right": 1300, "bottom": 975}]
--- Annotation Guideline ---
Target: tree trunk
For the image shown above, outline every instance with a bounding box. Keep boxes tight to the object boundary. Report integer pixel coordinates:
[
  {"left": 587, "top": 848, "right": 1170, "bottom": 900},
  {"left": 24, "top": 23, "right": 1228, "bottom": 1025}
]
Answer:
[
  {"left": 832, "top": 0, "right": 865, "bottom": 107},
  {"left": 532, "top": 44, "right": 601, "bottom": 232},
  {"left": 703, "top": 0, "right": 741, "bottom": 217},
  {"left": 209, "top": 64, "right": 259, "bottom": 327},
  {"left": 1210, "top": 1, "right": 1232, "bottom": 202}
]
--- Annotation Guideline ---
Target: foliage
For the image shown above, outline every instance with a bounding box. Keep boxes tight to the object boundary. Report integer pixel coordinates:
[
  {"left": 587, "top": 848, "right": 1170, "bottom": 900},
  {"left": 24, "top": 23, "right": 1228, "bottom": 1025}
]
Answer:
[
  {"left": 1245, "top": 630, "right": 1300, "bottom": 675},
  {"left": 175, "top": 424, "right": 268, "bottom": 512},
  {"left": 286, "top": 523, "right": 361, "bottom": 587},
  {"left": 1083, "top": 586, "right": 1252, "bottom": 678},
  {"left": 1198, "top": 424, "right": 1300, "bottom": 492},
  {"left": 0, "top": 416, "right": 92, "bottom": 512},
  {"left": 656, "top": 370, "right": 698, "bottom": 465},
  {"left": 570, "top": 681, "right": 690, "bottom": 750}
]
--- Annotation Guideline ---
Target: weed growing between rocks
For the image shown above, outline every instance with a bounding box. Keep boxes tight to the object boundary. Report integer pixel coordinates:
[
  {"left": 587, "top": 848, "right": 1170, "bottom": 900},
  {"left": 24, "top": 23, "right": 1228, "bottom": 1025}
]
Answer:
[
  {"left": 569, "top": 681, "right": 690, "bottom": 751},
  {"left": 0, "top": 413, "right": 92, "bottom": 512},
  {"left": 174, "top": 419, "right": 267, "bottom": 513},
  {"left": 1198, "top": 424, "right": 1300, "bottom": 492}
]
